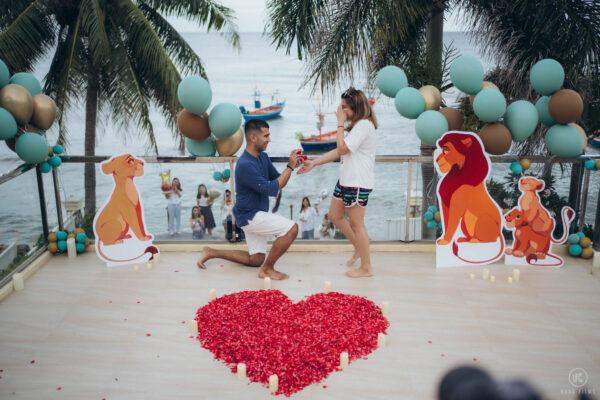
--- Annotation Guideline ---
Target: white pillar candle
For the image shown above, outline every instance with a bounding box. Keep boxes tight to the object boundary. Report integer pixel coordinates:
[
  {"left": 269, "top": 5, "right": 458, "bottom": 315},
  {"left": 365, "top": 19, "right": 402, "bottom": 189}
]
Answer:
[
  {"left": 482, "top": 268, "right": 490, "bottom": 280},
  {"left": 469, "top": 273, "right": 475, "bottom": 280},
  {"left": 340, "top": 352, "right": 349, "bottom": 370},
  {"left": 146, "top": 262, "right": 152, "bottom": 270},
  {"left": 593, "top": 252, "right": 600, "bottom": 268},
  {"left": 67, "top": 238, "right": 76, "bottom": 259},
  {"left": 189, "top": 320, "right": 198, "bottom": 334},
  {"left": 324, "top": 281, "right": 331, "bottom": 293},
  {"left": 12, "top": 273, "right": 24, "bottom": 291},
  {"left": 377, "top": 332, "right": 386, "bottom": 348},
  {"left": 381, "top": 302, "right": 389, "bottom": 316},
  {"left": 209, "top": 288, "right": 216, "bottom": 301},
  {"left": 264, "top": 277, "right": 271, "bottom": 290},
  {"left": 490, "top": 275, "right": 495, "bottom": 283},
  {"left": 507, "top": 277, "right": 513, "bottom": 284},
  {"left": 513, "top": 268, "right": 520, "bottom": 282},
  {"left": 269, "top": 374, "right": 278, "bottom": 393},
  {"left": 237, "top": 363, "right": 246, "bottom": 380}
]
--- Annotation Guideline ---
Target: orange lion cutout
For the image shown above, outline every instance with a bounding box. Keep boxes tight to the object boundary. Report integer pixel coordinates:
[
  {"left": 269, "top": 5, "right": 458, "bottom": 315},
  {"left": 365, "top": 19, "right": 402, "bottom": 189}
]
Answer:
[
  {"left": 93, "top": 154, "right": 158, "bottom": 266},
  {"left": 504, "top": 177, "right": 574, "bottom": 267},
  {"left": 434, "top": 131, "right": 504, "bottom": 267}
]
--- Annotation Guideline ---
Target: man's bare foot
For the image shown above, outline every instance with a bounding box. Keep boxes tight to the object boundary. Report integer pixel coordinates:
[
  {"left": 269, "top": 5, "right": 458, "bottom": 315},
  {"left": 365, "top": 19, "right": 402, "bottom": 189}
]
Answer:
[
  {"left": 258, "top": 267, "right": 289, "bottom": 280},
  {"left": 346, "top": 252, "right": 360, "bottom": 267},
  {"left": 345, "top": 266, "right": 373, "bottom": 278},
  {"left": 196, "top": 247, "right": 212, "bottom": 269}
]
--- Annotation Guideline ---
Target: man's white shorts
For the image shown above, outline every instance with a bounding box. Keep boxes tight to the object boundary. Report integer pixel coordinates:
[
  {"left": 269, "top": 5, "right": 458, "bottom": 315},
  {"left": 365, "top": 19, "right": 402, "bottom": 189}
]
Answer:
[{"left": 242, "top": 211, "right": 295, "bottom": 255}]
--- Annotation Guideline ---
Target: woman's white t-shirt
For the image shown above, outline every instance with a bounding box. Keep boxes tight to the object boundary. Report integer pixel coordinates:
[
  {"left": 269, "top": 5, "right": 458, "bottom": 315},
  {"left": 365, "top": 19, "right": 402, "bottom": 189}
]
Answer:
[
  {"left": 197, "top": 196, "right": 209, "bottom": 206},
  {"left": 299, "top": 207, "right": 317, "bottom": 232},
  {"left": 168, "top": 189, "right": 182, "bottom": 205},
  {"left": 339, "top": 119, "right": 376, "bottom": 189}
]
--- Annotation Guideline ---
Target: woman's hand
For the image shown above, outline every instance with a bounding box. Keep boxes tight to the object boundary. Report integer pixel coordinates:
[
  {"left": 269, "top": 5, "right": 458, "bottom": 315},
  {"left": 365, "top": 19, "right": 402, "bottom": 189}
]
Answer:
[
  {"left": 336, "top": 104, "right": 346, "bottom": 126},
  {"left": 297, "top": 159, "right": 315, "bottom": 175}
]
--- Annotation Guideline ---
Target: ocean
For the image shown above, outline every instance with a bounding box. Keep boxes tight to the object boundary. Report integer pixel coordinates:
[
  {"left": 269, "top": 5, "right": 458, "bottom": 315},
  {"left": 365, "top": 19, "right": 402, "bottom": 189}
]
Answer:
[{"left": 0, "top": 32, "right": 597, "bottom": 244}]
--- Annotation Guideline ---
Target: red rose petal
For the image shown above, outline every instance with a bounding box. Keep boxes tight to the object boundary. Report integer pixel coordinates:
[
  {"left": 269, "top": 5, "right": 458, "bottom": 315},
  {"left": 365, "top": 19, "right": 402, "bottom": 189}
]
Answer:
[
  {"left": 428, "top": 340, "right": 432, "bottom": 344},
  {"left": 57, "top": 387, "right": 62, "bottom": 391},
  {"left": 174, "top": 270, "right": 179, "bottom": 272},
  {"left": 30, "top": 360, "right": 35, "bottom": 364},
  {"left": 115, "top": 378, "right": 118, "bottom": 381},
  {"left": 136, "top": 301, "right": 141, "bottom": 304},
  {"left": 473, "top": 358, "right": 478, "bottom": 361},
  {"left": 146, "top": 333, "right": 151, "bottom": 337},
  {"left": 181, "top": 321, "right": 186, "bottom": 324},
  {"left": 220, "top": 265, "right": 224, "bottom": 268},
  {"left": 189, "top": 336, "right": 194, "bottom": 339},
  {"left": 108, "top": 301, "right": 112, "bottom": 303},
  {"left": 323, "top": 385, "right": 327, "bottom": 388},
  {"left": 298, "top": 280, "right": 302, "bottom": 282},
  {"left": 441, "top": 354, "right": 445, "bottom": 357}
]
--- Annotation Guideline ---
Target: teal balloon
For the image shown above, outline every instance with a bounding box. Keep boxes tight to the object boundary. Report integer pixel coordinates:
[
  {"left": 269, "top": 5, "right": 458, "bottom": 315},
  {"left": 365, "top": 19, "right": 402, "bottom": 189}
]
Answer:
[
  {"left": 427, "top": 206, "right": 438, "bottom": 213},
  {"left": 568, "top": 233, "right": 580, "bottom": 244},
  {"left": 585, "top": 160, "right": 596, "bottom": 170},
  {"left": 52, "top": 144, "right": 63, "bottom": 155},
  {"left": 510, "top": 162, "right": 523, "bottom": 174},
  {"left": 569, "top": 244, "right": 582, "bottom": 256},
  {"left": 56, "top": 231, "right": 67, "bottom": 241},
  {"left": 530, "top": 59, "right": 564, "bottom": 96},
  {"left": 0, "top": 107, "right": 17, "bottom": 139},
  {"left": 40, "top": 162, "right": 51, "bottom": 173},
  {"left": 427, "top": 220, "right": 438, "bottom": 229},
  {"left": 576, "top": 232, "right": 585, "bottom": 239},
  {"left": 437, "top": 221, "right": 443, "bottom": 230},
  {"left": 504, "top": 100, "right": 538, "bottom": 142},
  {"left": 15, "top": 132, "right": 48, "bottom": 164},
  {"left": 394, "top": 87, "right": 425, "bottom": 119},
  {"left": 415, "top": 110, "right": 448, "bottom": 146},
  {"left": 48, "top": 155, "right": 61, "bottom": 167},
  {"left": 449, "top": 55, "right": 484, "bottom": 94},
  {"left": 545, "top": 124, "right": 582, "bottom": 158},
  {"left": 76, "top": 243, "right": 85, "bottom": 253},
  {"left": 213, "top": 171, "right": 222, "bottom": 181},
  {"left": 57, "top": 240, "right": 67, "bottom": 251},
  {"left": 223, "top": 169, "right": 231, "bottom": 178},
  {"left": 9, "top": 72, "right": 41, "bottom": 96},
  {"left": 76, "top": 233, "right": 87, "bottom": 243},
  {"left": 376, "top": 66, "right": 408, "bottom": 97},
  {"left": 177, "top": 76, "right": 212, "bottom": 115},
  {"left": 185, "top": 136, "right": 216, "bottom": 157},
  {"left": 208, "top": 103, "right": 242, "bottom": 139},
  {"left": 424, "top": 211, "right": 434, "bottom": 221},
  {"left": 0, "top": 59, "right": 9, "bottom": 88},
  {"left": 473, "top": 89, "right": 506, "bottom": 122},
  {"left": 535, "top": 96, "right": 557, "bottom": 126}
]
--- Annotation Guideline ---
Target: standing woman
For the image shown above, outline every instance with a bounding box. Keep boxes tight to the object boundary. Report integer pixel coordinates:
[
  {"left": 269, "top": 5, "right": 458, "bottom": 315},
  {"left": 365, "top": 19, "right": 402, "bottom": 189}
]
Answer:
[
  {"left": 298, "top": 196, "right": 318, "bottom": 239},
  {"left": 221, "top": 189, "right": 234, "bottom": 233},
  {"left": 196, "top": 184, "right": 216, "bottom": 236},
  {"left": 298, "top": 88, "right": 377, "bottom": 277},
  {"left": 166, "top": 177, "right": 183, "bottom": 236}
]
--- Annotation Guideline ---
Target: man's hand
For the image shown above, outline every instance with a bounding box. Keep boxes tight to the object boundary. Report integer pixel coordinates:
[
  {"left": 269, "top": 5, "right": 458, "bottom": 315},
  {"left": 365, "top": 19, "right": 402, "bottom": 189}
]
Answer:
[
  {"left": 288, "top": 149, "right": 303, "bottom": 169},
  {"left": 297, "top": 159, "right": 315, "bottom": 175}
]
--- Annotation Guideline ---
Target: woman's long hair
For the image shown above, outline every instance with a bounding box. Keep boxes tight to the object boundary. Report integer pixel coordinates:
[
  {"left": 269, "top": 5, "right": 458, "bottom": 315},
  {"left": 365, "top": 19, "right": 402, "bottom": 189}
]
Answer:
[
  {"left": 300, "top": 196, "right": 311, "bottom": 212},
  {"left": 172, "top": 177, "right": 182, "bottom": 190},
  {"left": 341, "top": 87, "right": 378, "bottom": 130},
  {"left": 197, "top": 184, "right": 207, "bottom": 199},
  {"left": 191, "top": 206, "right": 200, "bottom": 218}
]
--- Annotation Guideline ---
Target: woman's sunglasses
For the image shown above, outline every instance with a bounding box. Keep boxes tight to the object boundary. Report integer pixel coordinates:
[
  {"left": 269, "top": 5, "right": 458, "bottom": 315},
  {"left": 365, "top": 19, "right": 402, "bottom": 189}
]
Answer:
[{"left": 341, "top": 87, "right": 358, "bottom": 99}]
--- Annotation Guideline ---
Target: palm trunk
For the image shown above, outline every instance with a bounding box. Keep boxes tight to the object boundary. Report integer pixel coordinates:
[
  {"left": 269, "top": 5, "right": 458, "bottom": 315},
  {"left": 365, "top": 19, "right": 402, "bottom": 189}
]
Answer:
[{"left": 84, "top": 77, "right": 98, "bottom": 216}]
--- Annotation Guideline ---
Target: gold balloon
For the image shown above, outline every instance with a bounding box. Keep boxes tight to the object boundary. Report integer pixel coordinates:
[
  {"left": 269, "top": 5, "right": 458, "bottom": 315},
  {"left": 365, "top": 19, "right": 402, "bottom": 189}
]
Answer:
[
  {"left": 596, "top": 160, "right": 600, "bottom": 170},
  {"left": 216, "top": 128, "right": 244, "bottom": 156},
  {"left": 478, "top": 123, "right": 512, "bottom": 155},
  {"left": 581, "top": 248, "right": 593, "bottom": 259},
  {"left": 48, "top": 145, "right": 54, "bottom": 156},
  {"left": 439, "top": 107, "right": 463, "bottom": 130},
  {"left": 31, "top": 94, "right": 57, "bottom": 130},
  {"left": 570, "top": 123, "right": 587, "bottom": 149},
  {"left": 177, "top": 109, "right": 210, "bottom": 140},
  {"left": 418, "top": 85, "right": 442, "bottom": 110},
  {"left": 519, "top": 158, "right": 531, "bottom": 170},
  {"left": 434, "top": 211, "right": 441, "bottom": 222},
  {"left": 0, "top": 84, "right": 33, "bottom": 125},
  {"left": 579, "top": 237, "right": 591, "bottom": 248},
  {"left": 548, "top": 89, "right": 583, "bottom": 124},
  {"left": 469, "top": 81, "right": 499, "bottom": 104}
]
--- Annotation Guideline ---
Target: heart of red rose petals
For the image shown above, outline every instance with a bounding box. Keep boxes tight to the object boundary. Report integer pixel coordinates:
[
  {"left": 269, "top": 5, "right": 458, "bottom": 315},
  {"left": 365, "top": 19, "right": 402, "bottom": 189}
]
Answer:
[{"left": 194, "top": 290, "right": 389, "bottom": 396}]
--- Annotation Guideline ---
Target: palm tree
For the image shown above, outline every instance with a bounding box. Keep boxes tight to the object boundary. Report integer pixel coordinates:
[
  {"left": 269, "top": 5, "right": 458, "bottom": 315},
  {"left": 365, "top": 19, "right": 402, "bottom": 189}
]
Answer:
[{"left": 0, "top": 0, "right": 239, "bottom": 216}]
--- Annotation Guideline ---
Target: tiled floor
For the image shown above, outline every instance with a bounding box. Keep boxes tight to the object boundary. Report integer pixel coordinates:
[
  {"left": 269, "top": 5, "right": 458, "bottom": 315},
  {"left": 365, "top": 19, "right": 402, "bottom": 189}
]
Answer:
[{"left": 0, "top": 249, "right": 599, "bottom": 399}]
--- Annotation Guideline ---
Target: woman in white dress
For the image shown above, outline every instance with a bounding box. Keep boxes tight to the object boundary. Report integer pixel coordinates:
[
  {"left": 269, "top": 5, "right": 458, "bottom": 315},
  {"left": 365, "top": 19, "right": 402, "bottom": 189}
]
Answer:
[{"left": 298, "top": 197, "right": 318, "bottom": 239}]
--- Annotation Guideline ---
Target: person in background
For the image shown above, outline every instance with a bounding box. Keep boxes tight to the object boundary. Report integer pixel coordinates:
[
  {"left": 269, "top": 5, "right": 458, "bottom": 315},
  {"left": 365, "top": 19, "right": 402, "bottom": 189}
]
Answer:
[
  {"left": 196, "top": 184, "right": 216, "bottom": 236},
  {"left": 299, "top": 196, "right": 318, "bottom": 239},
  {"left": 165, "top": 177, "right": 182, "bottom": 236},
  {"left": 221, "top": 189, "right": 234, "bottom": 233},
  {"left": 190, "top": 206, "right": 205, "bottom": 239},
  {"left": 320, "top": 213, "right": 335, "bottom": 239}
]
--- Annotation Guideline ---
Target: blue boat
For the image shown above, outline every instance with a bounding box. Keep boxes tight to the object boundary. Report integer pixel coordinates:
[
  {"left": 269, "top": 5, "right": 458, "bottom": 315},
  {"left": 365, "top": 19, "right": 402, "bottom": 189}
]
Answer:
[{"left": 240, "top": 90, "right": 285, "bottom": 121}]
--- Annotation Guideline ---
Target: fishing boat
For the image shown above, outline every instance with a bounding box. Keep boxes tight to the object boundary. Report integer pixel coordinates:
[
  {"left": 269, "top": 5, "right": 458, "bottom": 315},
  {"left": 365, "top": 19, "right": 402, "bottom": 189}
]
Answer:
[
  {"left": 240, "top": 90, "right": 285, "bottom": 121},
  {"left": 298, "top": 130, "right": 338, "bottom": 151}
]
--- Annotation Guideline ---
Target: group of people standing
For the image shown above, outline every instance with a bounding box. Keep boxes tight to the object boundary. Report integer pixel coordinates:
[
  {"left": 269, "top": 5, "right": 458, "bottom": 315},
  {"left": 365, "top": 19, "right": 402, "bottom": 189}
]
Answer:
[{"left": 197, "top": 87, "right": 377, "bottom": 279}]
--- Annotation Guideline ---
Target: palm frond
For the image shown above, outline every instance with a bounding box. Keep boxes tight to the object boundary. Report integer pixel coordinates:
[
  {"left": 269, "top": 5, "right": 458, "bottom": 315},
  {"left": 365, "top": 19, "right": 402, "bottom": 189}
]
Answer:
[{"left": 79, "top": 0, "right": 111, "bottom": 67}]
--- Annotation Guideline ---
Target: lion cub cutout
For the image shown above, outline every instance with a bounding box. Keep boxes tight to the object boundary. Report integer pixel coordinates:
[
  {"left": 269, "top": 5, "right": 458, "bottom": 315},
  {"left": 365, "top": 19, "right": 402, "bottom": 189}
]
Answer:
[
  {"left": 434, "top": 132, "right": 504, "bottom": 268},
  {"left": 504, "top": 177, "right": 574, "bottom": 267},
  {"left": 93, "top": 154, "right": 159, "bottom": 267}
]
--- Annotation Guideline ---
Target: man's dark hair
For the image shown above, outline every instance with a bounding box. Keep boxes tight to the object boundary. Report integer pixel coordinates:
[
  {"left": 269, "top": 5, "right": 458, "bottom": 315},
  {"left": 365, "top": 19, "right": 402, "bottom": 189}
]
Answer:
[
  {"left": 244, "top": 119, "right": 269, "bottom": 138},
  {"left": 438, "top": 366, "right": 493, "bottom": 400}
]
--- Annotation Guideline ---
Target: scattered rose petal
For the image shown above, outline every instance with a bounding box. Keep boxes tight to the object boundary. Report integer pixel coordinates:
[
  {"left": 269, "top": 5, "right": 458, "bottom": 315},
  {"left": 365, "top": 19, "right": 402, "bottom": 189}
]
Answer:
[
  {"left": 0, "top": 369, "right": 3, "bottom": 372},
  {"left": 323, "top": 385, "right": 327, "bottom": 388},
  {"left": 298, "top": 280, "right": 302, "bottom": 282},
  {"left": 181, "top": 321, "right": 186, "bottom": 324},
  {"left": 428, "top": 340, "right": 432, "bottom": 344},
  {"left": 108, "top": 301, "right": 112, "bottom": 303},
  {"left": 473, "top": 358, "right": 478, "bottom": 362},
  {"left": 136, "top": 301, "right": 141, "bottom": 304},
  {"left": 30, "top": 360, "right": 35, "bottom": 364},
  {"left": 115, "top": 378, "right": 118, "bottom": 381},
  {"left": 146, "top": 333, "right": 151, "bottom": 337},
  {"left": 174, "top": 270, "right": 179, "bottom": 272},
  {"left": 57, "top": 387, "right": 62, "bottom": 391},
  {"left": 441, "top": 354, "right": 445, "bottom": 357},
  {"left": 124, "top": 318, "right": 128, "bottom": 321},
  {"left": 220, "top": 265, "right": 224, "bottom": 268}
]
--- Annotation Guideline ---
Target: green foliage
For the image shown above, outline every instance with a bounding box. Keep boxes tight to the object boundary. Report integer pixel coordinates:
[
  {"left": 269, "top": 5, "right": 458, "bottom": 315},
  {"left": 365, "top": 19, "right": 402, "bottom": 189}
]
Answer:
[
  {"left": 0, "top": 252, "right": 30, "bottom": 281},
  {"left": 81, "top": 210, "right": 96, "bottom": 240}
]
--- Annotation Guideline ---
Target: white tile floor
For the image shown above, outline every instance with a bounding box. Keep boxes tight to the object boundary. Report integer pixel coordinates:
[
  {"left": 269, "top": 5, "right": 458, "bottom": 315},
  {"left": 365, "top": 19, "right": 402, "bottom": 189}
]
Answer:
[{"left": 0, "top": 249, "right": 599, "bottom": 399}]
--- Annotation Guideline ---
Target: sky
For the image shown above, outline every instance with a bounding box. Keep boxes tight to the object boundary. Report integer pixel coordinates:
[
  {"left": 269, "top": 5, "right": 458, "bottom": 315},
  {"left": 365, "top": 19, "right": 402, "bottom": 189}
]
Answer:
[{"left": 167, "top": 0, "right": 467, "bottom": 33}]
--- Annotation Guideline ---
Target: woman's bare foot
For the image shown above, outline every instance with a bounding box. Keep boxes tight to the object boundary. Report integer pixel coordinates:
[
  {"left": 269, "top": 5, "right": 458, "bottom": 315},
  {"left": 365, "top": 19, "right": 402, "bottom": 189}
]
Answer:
[
  {"left": 345, "top": 266, "right": 373, "bottom": 278},
  {"left": 258, "top": 267, "right": 289, "bottom": 280},
  {"left": 196, "top": 247, "right": 212, "bottom": 269},
  {"left": 346, "top": 252, "right": 360, "bottom": 267}
]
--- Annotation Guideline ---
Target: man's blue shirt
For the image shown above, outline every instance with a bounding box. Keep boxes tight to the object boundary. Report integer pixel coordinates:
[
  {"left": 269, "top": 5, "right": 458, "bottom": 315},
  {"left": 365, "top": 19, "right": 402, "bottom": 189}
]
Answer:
[{"left": 233, "top": 150, "right": 280, "bottom": 226}]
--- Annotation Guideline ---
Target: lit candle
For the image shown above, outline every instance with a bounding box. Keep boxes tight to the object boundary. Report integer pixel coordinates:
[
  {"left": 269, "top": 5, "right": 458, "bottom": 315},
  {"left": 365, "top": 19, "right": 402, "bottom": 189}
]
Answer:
[
  {"left": 154, "top": 253, "right": 160, "bottom": 262},
  {"left": 189, "top": 320, "right": 198, "bottom": 334},
  {"left": 133, "top": 265, "right": 139, "bottom": 271},
  {"left": 490, "top": 275, "right": 495, "bottom": 283},
  {"left": 593, "top": 252, "right": 600, "bottom": 268},
  {"left": 12, "top": 273, "right": 24, "bottom": 291},
  {"left": 264, "top": 277, "right": 271, "bottom": 290},
  {"left": 269, "top": 374, "right": 278, "bottom": 393},
  {"left": 237, "top": 363, "right": 246, "bottom": 380},
  {"left": 377, "top": 332, "right": 386, "bottom": 348},
  {"left": 146, "top": 262, "right": 152, "bottom": 270},
  {"left": 469, "top": 273, "right": 475, "bottom": 280},
  {"left": 324, "top": 281, "right": 331, "bottom": 293},
  {"left": 209, "top": 288, "right": 216, "bottom": 301},
  {"left": 67, "top": 238, "right": 76, "bottom": 259},
  {"left": 513, "top": 268, "right": 520, "bottom": 282},
  {"left": 507, "top": 277, "right": 513, "bottom": 284},
  {"left": 381, "top": 302, "right": 389, "bottom": 316},
  {"left": 340, "top": 352, "right": 349, "bottom": 370},
  {"left": 482, "top": 268, "right": 490, "bottom": 280}
]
